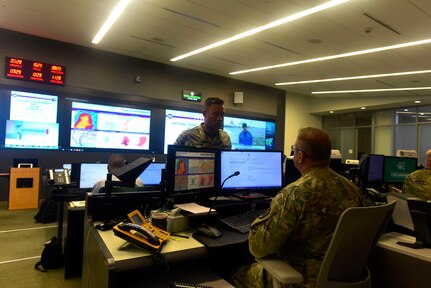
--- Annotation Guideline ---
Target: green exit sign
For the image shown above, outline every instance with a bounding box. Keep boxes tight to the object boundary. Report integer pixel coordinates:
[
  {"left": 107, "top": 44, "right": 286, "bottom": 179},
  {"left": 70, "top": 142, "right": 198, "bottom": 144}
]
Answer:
[{"left": 182, "top": 90, "right": 202, "bottom": 102}]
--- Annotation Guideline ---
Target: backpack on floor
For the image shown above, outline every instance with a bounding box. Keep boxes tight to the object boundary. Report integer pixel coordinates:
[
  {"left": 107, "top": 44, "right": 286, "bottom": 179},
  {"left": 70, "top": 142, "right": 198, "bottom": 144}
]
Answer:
[
  {"left": 34, "top": 199, "right": 57, "bottom": 224},
  {"left": 35, "top": 236, "right": 63, "bottom": 272}
]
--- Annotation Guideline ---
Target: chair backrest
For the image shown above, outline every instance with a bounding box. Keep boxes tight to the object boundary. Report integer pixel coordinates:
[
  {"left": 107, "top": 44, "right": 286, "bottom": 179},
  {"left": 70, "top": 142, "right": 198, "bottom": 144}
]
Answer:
[{"left": 316, "top": 201, "right": 395, "bottom": 288}]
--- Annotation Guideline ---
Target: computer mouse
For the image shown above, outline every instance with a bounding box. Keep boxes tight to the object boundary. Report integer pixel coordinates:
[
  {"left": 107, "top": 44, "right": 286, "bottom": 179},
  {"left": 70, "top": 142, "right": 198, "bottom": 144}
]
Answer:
[{"left": 196, "top": 225, "right": 222, "bottom": 238}]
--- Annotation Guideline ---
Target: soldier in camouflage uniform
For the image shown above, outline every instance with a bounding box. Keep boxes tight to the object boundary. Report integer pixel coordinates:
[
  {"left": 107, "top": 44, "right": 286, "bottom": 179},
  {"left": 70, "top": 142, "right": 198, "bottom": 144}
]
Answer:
[
  {"left": 174, "top": 97, "right": 231, "bottom": 149},
  {"left": 403, "top": 149, "right": 431, "bottom": 200},
  {"left": 231, "top": 127, "right": 363, "bottom": 288}
]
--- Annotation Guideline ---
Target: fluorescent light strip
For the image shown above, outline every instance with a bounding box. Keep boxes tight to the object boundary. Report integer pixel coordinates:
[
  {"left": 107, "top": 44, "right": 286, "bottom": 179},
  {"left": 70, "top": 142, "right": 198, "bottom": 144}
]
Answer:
[
  {"left": 230, "top": 38, "right": 431, "bottom": 75},
  {"left": 275, "top": 70, "right": 431, "bottom": 86},
  {"left": 170, "top": 0, "right": 350, "bottom": 62},
  {"left": 312, "top": 87, "right": 431, "bottom": 94},
  {"left": 92, "top": 0, "right": 132, "bottom": 44}
]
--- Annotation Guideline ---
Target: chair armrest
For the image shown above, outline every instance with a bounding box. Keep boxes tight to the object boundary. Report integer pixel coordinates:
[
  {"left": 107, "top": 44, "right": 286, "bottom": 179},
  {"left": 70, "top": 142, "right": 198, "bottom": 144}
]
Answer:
[{"left": 255, "top": 257, "right": 304, "bottom": 284}]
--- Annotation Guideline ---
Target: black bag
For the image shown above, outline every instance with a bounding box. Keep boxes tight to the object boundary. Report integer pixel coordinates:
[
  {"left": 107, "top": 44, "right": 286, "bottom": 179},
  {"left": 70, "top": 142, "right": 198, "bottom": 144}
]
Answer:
[
  {"left": 34, "top": 199, "right": 57, "bottom": 224},
  {"left": 35, "top": 237, "right": 63, "bottom": 272}
]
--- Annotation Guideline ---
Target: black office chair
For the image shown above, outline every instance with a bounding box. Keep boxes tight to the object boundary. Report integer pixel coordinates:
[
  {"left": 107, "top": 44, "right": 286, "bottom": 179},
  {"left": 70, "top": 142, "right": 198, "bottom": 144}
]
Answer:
[{"left": 256, "top": 201, "right": 396, "bottom": 288}]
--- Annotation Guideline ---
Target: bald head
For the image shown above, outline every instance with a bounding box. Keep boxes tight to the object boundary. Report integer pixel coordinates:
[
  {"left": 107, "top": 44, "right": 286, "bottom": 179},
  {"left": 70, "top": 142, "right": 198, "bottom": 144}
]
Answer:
[{"left": 296, "top": 127, "right": 331, "bottom": 161}]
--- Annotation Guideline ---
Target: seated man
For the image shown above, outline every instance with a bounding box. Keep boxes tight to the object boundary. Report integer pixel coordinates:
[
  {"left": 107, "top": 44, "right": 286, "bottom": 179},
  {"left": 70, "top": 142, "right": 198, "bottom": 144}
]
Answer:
[
  {"left": 403, "top": 149, "right": 431, "bottom": 200},
  {"left": 92, "top": 153, "right": 143, "bottom": 194},
  {"left": 231, "top": 127, "right": 363, "bottom": 288}
]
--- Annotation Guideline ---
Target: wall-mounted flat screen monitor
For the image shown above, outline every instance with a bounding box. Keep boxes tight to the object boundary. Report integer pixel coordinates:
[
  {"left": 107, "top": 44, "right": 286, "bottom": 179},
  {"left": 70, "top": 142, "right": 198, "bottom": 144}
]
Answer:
[
  {"left": 70, "top": 102, "right": 151, "bottom": 150},
  {"left": 164, "top": 109, "right": 204, "bottom": 154},
  {"left": 138, "top": 162, "right": 165, "bottom": 186},
  {"left": 223, "top": 116, "right": 275, "bottom": 150},
  {"left": 79, "top": 162, "right": 108, "bottom": 190},
  {"left": 166, "top": 145, "right": 218, "bottom": 200},
  {"left": 5, "top": 120, "right": 59, "bottom": 149},
  {"left": 5, "top": 90, "right": 59, "bottom": 149},
  {"left": 220, "top": 150, "right": 283, "bottom": 197},
  {"left": 383, "top": 156, "right": 418, "bottom": 184}
]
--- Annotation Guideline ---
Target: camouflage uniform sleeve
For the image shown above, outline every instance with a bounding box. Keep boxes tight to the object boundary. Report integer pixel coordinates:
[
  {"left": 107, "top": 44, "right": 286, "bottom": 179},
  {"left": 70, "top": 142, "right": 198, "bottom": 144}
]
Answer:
[
  {"left": 249, "top": 185, "right": 304, "bottom": 259},
  {"left": 402, "top": 173, "right": 415, "bottom": 195}
]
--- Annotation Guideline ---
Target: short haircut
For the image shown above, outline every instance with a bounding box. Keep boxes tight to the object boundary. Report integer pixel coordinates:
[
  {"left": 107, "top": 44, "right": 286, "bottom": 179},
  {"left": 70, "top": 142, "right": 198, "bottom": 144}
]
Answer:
[
  {"left": 204, "top": 97, "right": 224, "bottom": 110},
  {"left": 297, "top": 127, "right": 331, "bottom": 161},
  {"left": 108, "top": 153, "right": 125, "bottom": 169},
  {"left": 242, "top": 123, "right": 247, "bottom": 128}
]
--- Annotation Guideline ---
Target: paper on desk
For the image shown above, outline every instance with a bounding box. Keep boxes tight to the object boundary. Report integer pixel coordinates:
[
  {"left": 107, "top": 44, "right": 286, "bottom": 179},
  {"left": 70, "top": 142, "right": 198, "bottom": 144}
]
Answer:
[
  {"left": 174, "top": 202, "right": 215, "bottom": 215},
  {"left": 70, "top": 200, "right": 86, "bottom": 207}
]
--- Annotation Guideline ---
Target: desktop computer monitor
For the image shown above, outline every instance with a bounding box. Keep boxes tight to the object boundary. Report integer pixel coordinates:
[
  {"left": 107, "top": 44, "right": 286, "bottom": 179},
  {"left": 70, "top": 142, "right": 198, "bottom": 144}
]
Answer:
[
  {"left": 220, "top": 150, "right": 283, "bottom": 197},
  {"left": 78, "top": 162, "right": 108, "bottom": 190},
  {"left": 358, "top": 154, "right": 385, "bottom": 190},
  {"left": 165, "top": 145, "right": 219, "bottom": 201},
  {"left": 138, "top": 162, "right": 165, "bottom": 187},
  {"left": 383, "top": 156, "right": 418, "bottom": 184}
]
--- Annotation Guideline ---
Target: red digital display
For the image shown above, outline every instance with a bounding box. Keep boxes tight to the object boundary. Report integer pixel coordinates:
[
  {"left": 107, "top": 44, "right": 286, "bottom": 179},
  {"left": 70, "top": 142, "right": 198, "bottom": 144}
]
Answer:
[{"left": 5, "top": 57, "right": 65, "bottom": 86}]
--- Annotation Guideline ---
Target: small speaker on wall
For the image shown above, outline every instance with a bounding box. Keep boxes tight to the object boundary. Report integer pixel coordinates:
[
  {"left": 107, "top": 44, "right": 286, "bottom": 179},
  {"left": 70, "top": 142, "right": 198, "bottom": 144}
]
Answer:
[{"left": 234, "top": 92, "right": 244, "bottom": 104}]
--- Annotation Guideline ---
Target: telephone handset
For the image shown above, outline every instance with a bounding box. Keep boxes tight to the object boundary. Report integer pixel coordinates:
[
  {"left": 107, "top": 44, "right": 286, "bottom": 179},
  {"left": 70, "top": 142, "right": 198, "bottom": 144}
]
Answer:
[
  {"left": 113, "top": 209, "right": 170, "bottom": 252},
  {"left": 117, "top": 223, "right": 160, "bottom": 246},
  {"left": 47, "top": 168, "right": 71, "bottom": 186}
]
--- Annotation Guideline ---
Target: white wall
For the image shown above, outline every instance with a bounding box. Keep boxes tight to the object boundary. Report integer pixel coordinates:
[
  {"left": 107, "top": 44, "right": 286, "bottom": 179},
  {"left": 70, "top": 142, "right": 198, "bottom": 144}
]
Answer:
[{"left": 284, "top": 92, "right": 321, "bottom": 153}]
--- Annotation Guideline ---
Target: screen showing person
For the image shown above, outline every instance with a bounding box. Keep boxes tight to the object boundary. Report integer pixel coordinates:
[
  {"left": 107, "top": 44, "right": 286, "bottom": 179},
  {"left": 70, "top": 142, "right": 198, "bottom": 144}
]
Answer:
[
  {"left": 164, "top": 109, "right": 204, "bottom": 153},
  {"left": 223, "top": 116, "right": 275, "bottom": 150},
  {"left": 70, "top": 101, "right": 151, "bottom": 150}
]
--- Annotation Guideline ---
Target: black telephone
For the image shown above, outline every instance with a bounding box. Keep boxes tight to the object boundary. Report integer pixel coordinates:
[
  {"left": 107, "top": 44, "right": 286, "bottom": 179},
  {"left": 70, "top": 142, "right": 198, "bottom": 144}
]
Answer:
[
  {"left": 117, "top": 223, "right": 160, "bottom": 246},
  {"left": 47, "top": 168, "right": 71, "bottom": 186}
]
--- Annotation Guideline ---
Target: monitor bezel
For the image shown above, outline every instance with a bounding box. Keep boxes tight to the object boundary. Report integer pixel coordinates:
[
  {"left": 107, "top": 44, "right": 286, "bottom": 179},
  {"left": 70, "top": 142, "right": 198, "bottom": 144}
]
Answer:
[
  {"left": 219, "top": 149, "right": 284, "bottom": 197},
  {"left": 165, "top": 145, "right": 220, "bottom": 201}
]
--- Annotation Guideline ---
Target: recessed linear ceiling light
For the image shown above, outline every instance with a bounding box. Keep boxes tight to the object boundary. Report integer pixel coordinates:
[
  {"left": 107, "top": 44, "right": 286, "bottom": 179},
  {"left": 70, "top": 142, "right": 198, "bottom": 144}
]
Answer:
[
  {"left": 230, "top": 38, "right": 431, "bottom": 75},
  {"left": 92, "top": 0, "right": 133, "bottom": 44},
  {"left": 170, "top": 0, "right": 350, "bottom": 62},
  {"left": 312, "top": 86, "right": 431, "bottom": 94},
  {"left": 275, "top": 70, "right": 431, "bottom": 86}
]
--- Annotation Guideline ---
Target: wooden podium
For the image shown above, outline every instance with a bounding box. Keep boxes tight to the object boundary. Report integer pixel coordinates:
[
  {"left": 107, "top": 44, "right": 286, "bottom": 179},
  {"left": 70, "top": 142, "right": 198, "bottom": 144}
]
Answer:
[{"left": 8, "top": 167, "right": 40, "bottom": 210}]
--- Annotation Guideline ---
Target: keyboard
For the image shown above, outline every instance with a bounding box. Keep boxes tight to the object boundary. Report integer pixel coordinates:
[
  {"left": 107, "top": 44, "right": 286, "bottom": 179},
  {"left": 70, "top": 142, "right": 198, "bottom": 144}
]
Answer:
[{"left": 220, "top": 210, "right": 266, "bottom": 234}]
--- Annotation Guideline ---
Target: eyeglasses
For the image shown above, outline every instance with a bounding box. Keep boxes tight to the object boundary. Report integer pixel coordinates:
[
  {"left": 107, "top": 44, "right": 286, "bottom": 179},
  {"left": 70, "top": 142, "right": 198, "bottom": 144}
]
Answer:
[{"left": 290, "top": 145, "right": 307, "bottom": 156}]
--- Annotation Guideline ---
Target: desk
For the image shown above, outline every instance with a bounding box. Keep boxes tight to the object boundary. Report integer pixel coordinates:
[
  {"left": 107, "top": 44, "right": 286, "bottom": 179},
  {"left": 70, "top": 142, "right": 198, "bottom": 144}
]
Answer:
[
  {"left": 370, "top": 232, "right": 431, "bottom": 288},
  {"left": 82, "top": 217, "right": 234, "bottom": 288}
]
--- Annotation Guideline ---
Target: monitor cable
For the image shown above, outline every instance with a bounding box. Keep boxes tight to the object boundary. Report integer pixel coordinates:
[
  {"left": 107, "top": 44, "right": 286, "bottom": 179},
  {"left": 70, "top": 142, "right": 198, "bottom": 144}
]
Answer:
[{"left": 195, "top": 171, "right": 240, "bottom": 238}]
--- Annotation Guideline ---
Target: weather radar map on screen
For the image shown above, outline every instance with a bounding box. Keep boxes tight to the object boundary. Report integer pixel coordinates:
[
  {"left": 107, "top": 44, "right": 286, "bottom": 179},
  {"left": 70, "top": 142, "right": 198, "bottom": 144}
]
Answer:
[
  {"left": 5, "top": 90, "right": 59, "bottom": 149},
  {"left": 223, "top": 116, "right": 275, "bottom": 150},
  {"left": 164, "top": 109, "right": 204, "bottom": 153},
  {"left": 70, "top": 102, "right": 151, "bottom": 150}
]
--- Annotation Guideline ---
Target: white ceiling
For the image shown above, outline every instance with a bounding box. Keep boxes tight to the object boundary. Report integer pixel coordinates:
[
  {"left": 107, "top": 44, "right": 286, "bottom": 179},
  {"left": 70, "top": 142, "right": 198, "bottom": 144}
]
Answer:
[{"left": 1, "top": 0, "right": 431, "bottom": 107}]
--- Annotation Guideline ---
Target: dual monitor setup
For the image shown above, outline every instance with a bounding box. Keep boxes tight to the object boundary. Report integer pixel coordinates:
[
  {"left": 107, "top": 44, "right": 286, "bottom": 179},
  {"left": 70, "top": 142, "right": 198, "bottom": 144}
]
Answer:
[{"left": 358, "top": 154, "right": 419, "bottom": 190}]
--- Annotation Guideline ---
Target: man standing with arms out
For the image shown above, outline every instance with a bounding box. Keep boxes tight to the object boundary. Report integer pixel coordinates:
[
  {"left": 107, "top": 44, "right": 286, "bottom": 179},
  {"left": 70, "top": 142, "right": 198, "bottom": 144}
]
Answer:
[
  {"left": 174, "top": 97, "right": 231, "bottom": 149},
  {"left": 232, "top": 127, "right": 363, "bottom": 288},
  {"left": 403, "top": 149, "right": 431, "bottom": 200},
  {"left": 238, "top": 122, "right": 253, "bottom": 146},
  {"left": 92, "top": 153, "right": 143, "bottom": 194}
]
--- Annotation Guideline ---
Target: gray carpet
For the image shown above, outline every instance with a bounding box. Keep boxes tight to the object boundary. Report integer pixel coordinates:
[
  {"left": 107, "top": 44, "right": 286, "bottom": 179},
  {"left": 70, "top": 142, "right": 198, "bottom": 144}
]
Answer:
[{"left": 0, "top": 201, "right": 81, "bottom": 288}]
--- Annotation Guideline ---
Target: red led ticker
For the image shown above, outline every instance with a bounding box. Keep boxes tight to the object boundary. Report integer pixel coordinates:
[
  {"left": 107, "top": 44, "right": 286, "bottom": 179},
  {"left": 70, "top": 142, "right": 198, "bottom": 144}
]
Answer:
[{"left": 5, "top": 57, "right": 65, "bottom": 85}]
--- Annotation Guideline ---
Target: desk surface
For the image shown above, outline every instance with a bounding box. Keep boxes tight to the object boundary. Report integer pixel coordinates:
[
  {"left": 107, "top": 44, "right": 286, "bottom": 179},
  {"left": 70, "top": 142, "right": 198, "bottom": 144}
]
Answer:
[
  {"left": 95, "top": 225, "right": 206, "bottom": 264},
  {"left": 378, "top": 232, "right": 431, "bottom": 263}
]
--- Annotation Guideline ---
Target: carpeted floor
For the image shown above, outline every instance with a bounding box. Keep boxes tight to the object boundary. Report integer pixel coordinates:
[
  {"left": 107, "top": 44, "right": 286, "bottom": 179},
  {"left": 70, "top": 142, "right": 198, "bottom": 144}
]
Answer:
[{"left": 0, "top": 201, "right": 81, "bottom": 288}]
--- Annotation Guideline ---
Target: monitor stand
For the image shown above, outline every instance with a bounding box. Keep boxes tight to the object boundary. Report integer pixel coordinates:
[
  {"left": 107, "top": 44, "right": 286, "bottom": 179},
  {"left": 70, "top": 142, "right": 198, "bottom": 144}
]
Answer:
[{"left": 233, "top": 192, "right": 270, "bottom": 200}]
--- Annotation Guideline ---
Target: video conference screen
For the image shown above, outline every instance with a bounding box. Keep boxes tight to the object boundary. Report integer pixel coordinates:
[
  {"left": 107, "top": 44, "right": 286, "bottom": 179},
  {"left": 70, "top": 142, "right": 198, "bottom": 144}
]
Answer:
[
  {"left": 5, "top": 90, "right": 59, "bottom": 149},
  {"left": 70, "top": 102, "right": 151, "bottom": 150},
  {"left": 223, "top": 116, "right": 275, "bottom": 150}
]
